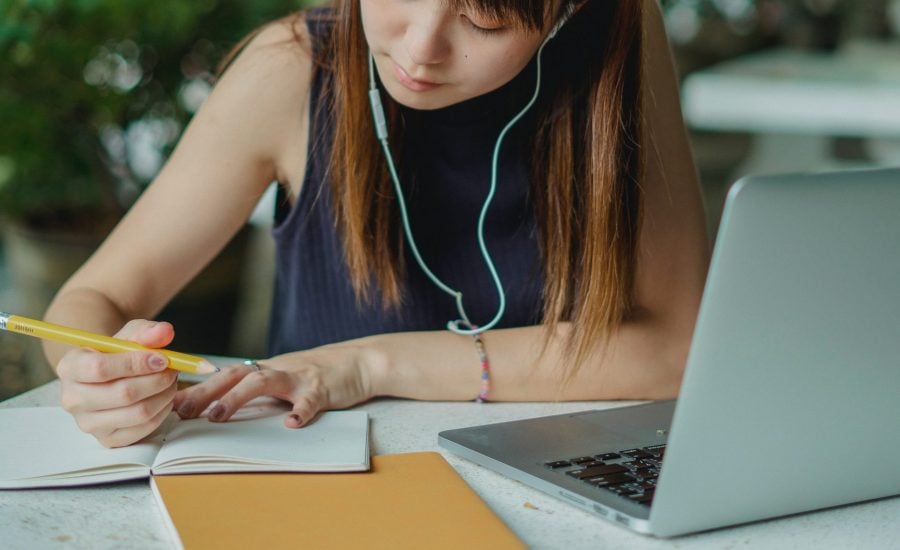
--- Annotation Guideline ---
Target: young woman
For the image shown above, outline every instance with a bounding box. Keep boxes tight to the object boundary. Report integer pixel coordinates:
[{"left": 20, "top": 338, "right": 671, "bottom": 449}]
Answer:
[{"left": 44, "top": 0, "right": 709, "bottom": 448}]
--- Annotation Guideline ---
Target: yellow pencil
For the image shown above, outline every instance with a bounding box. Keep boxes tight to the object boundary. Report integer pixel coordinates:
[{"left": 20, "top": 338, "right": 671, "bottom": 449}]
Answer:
[{"left": 0, "top": 312, "right": 218, "bottom": 375}]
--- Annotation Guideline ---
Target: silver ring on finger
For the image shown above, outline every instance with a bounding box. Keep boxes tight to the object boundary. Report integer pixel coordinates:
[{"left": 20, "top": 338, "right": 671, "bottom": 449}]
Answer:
[{"left": 243, "top": 359, "right": 262, "bottom": 373}]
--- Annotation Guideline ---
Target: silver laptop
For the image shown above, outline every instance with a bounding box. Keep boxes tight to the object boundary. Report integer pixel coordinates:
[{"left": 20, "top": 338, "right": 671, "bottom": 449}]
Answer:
[{"left": 439, "top": 168, "right": 900, "bottom": 537}]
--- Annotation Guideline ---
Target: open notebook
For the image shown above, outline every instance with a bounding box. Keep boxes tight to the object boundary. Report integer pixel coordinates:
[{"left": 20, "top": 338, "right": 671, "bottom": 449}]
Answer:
[{"left": 0, "top": 404, "right": 369, "bottom": 489}]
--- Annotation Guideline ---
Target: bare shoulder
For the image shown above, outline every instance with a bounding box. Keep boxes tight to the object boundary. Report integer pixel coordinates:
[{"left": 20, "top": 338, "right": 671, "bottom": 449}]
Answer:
[
  {"left": 641, "top": 0, "right": 670, "bottom": 67},
  {"left": 213, "top": 15, "right": 315, "bottom": 118},
  {"left": 227, "top": 15, "right": 314, "bottom": 82},
  {"left": 196, "top": 14, "right": 316, "bottom": 179},
  {"left": 638, "top": 0, "right": 687, "bottom": 163}
]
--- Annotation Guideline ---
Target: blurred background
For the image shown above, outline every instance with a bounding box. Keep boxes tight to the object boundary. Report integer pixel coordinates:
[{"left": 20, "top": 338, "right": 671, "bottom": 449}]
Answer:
[{"left": 1, "top": 0, "right": 899, "bottom": 399}]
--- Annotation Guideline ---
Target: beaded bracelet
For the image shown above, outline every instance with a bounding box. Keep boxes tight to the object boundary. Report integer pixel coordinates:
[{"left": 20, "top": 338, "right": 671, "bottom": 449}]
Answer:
[
  {"left": 457, "top": 320, "right": 490, "bottom": 402},
  {"left": 472, "top": 332, "right": 490, "bottom": 403}
]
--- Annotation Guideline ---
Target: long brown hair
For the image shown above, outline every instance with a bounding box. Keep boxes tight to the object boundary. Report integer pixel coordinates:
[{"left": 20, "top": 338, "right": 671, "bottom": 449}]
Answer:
[{"left": 281, "top": 0, "right": 643, "bottom": 371}]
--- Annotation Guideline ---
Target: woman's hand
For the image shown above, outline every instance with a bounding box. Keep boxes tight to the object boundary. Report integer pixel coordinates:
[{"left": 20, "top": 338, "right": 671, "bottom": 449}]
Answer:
[
  {"left": 173, "top": 342, "right": 380, "bottom": 428},
  {"left": 56, "top": 320, "right": 179, "bottom": 448}
]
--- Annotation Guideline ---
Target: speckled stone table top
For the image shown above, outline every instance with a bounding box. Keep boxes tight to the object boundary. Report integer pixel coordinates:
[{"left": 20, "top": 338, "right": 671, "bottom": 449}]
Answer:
[{"left": 2, "top": 379, "right": 898, "bottom": 549}]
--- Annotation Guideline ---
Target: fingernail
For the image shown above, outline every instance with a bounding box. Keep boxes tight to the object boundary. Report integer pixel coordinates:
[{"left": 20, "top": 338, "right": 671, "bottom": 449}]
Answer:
[
  {"left": 177, "top": 400, "right": 195, "bottom": 419},
  {"left": 150, "top": 354, "right": 168, "bottom": 371},
  {"left": 208, "top": 403, "right": 227, "bottom": 422},
  {"left": 289, "top": 414, "right": 302, "bottom": 425}
]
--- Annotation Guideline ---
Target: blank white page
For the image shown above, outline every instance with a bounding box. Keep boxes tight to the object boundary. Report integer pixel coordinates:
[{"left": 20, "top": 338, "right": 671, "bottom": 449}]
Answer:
[
  {"left": 151, "top": 405, "right": 369, "bottom": 474},
  {"left": 0, "top": 407, "right": 161, "bottom": 488}
]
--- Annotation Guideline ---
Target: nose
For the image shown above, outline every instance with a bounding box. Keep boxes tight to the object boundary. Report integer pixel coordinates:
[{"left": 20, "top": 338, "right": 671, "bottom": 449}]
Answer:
[{"left": 403, "top": 10, "right": 452, "bottom": 67}]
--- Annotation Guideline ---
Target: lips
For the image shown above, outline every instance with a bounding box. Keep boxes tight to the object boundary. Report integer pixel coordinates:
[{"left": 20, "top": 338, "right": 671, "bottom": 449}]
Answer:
[{"left": 393, "top": 63, "right": 441, "bottom": 92}]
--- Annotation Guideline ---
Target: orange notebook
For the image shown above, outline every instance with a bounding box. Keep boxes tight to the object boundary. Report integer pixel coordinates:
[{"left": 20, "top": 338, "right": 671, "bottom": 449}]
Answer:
[{"left": 151, "top": 451, "right": 524, "bottom": 549}]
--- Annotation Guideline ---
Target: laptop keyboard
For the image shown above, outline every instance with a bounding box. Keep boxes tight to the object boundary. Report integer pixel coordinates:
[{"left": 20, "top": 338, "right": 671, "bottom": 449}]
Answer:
[{"left": 544, "top": 444, "right": 666, "bottom": 507}]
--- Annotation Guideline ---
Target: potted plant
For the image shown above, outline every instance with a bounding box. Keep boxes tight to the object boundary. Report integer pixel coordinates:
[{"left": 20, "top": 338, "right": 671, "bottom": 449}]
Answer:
[{"left": 0, "top": 0, "right": 305, "bottom": 390}]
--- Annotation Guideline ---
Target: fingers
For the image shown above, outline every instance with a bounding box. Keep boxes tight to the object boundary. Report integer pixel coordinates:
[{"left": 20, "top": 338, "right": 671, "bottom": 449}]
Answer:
[
  {"left": 286, "top": 395, "right": 321, "bottom": 428},
  {"left": 53, "top": 319, "right": 179, "bottom": 448},
  {"left": 75, "top": 381, "right": 177, "bottom": 444},
  {"left": 55, "top": 319, "right": 175, "bottom": 384},
  {"left": 96, "top": 400, "right": 175, "bottom": 449},
  {"left": 114, "top": 319, "right": 175, "bottom": 348},
  {"left": 58, "top": 347, "right": 170, "bottom": 384},
  {"left": 61, "top": 370, "right": 178, "bottom": 413},
  {"left": 206, "top": 367, "right": 299, "bottom": 422},
  {"left": 176, "top": 362, "right": 325, "bottom": 427},
  {"left": 175, "top": 362, "right": 259, "bottom": 419}
]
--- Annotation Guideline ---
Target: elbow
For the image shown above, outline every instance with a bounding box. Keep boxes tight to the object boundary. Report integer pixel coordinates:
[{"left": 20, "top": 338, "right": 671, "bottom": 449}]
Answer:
[
  {"left": 653, "top": 305, "right": 699, "bottom": 399},
  {"left": 656, "top": 331, "right": 691, "bottom": 399},
  {"left": 628, "top": 305, "right": 695, "bottom": 401},
  {"left": 632, "top": 333, "right": 689, "bottom": 401}
]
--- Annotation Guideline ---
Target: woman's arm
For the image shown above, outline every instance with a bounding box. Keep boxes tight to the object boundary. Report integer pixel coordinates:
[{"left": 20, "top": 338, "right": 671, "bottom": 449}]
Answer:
[
  {"left": 181, "top": 306, "right": 693, "bottom": 427},
  {"left": 368, "top": 317, "right": 694, "bottom": 402},
  {"left": 44, "top": 20, "right": 312, "bottom": 363},
  {"left": 43, "top": 19, "right": 315, "bottom": 447}
]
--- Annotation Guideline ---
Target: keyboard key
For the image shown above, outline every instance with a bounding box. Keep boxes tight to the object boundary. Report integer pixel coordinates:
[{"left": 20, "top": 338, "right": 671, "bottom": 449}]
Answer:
[
  {"left": 629, "top": 492, "right": 655, "bottom": 504},
  {"left": 544, "top": 460, "right": 571, "bottom": 469},
  {"left": 637, "top": 459, "right": 660, "bottom": 468},
  {"left": 568, "top": 456, "right": 595, "bottom": 465},
  {"left": 587, "top": 473, "right": 634, "bottom": 486},
  {"left": 622, "top": 449, "right": 654, "bottom": 459},
  {"left": 644, "top": 445, "right": 666, "bottom": 458},
  {"left": 566, "top": 464, "right": 628, "bottom": 479},
  {"left": 596, "top": 453, "right": 621, "bottom": 461}
]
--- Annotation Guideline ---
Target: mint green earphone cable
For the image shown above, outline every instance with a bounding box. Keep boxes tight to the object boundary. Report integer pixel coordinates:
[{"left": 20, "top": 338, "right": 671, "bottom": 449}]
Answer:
[{"left": 367, "top": 16, "right": 562, "bottom": 336}]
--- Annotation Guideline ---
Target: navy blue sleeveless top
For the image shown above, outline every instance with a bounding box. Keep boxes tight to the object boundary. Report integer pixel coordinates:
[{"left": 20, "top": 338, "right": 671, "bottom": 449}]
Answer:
[{"left": 268, "top": 12, "right": 546, "bottom": 355}]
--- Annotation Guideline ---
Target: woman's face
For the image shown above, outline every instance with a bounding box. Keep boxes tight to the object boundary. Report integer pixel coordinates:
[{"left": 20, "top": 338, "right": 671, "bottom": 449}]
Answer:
[{"left": 360, "top": 0, "right": 551, "bottom": 110}]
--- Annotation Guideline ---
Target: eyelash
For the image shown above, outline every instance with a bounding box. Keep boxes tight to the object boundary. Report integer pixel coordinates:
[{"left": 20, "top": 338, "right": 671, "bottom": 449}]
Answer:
[
  {"left": 462, "top": 16, "right": 505, "bottom": 36},
  {"left": 470, "top": 24, "right": 503, "bottom": 36}
]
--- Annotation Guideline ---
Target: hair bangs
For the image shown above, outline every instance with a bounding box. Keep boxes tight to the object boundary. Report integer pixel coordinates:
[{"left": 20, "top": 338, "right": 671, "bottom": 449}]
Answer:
[{"left": 443, "top": 0, "right": 556, "bottom": 31}]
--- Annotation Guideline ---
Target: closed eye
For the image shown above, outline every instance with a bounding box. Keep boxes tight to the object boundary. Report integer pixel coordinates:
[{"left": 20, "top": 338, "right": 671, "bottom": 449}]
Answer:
[{"left": 460, "top": 14, "right": 506, "bottom": 36}]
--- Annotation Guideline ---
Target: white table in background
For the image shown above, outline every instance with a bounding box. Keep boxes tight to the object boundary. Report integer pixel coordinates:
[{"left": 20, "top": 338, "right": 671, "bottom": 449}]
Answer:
[
  {"left": 1, "top": 380, "right": 898, "bottom": 549},
  {"left": 681, "top": 41, "right": 900, "bottom": 176}
]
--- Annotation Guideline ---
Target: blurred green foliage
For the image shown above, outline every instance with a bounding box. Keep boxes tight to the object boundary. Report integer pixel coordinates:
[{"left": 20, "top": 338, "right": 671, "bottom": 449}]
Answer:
[{"left": 0, "top": 0, "right": 318, "bottom": 230}]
